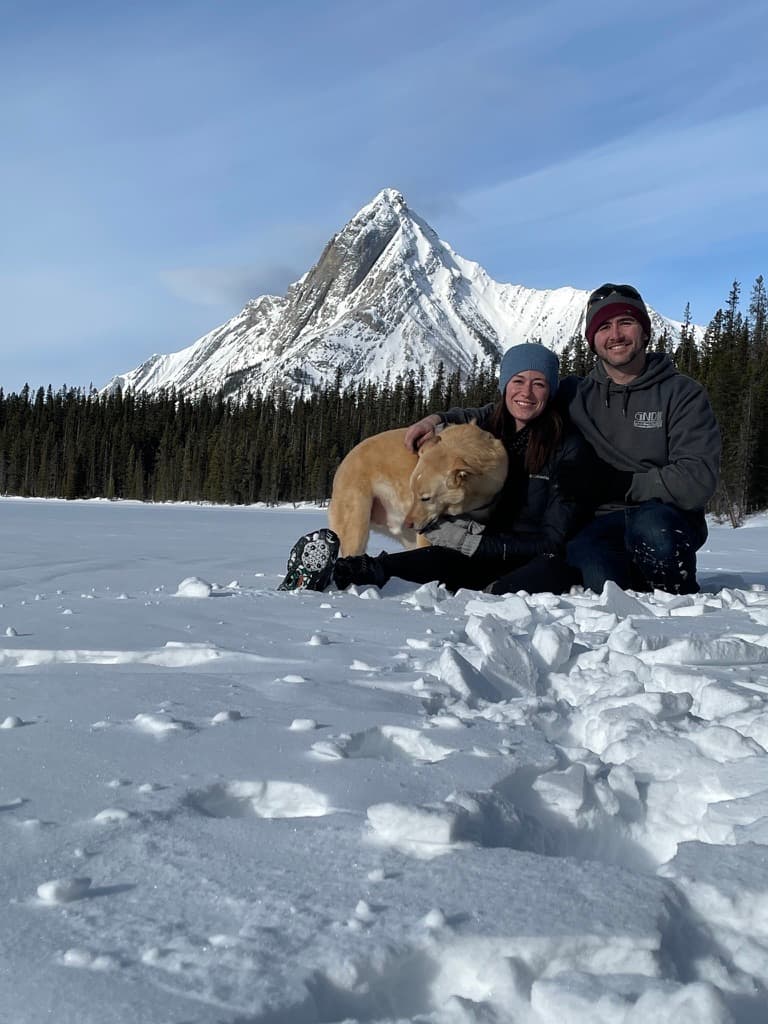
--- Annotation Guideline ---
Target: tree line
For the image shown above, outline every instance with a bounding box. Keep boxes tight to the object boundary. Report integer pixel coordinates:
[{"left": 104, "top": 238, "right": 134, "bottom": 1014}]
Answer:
[
  {"left": 1, "top": 276, "right": 766, "bottom": 523},
  {"left": 0, "top": 360, "right": 497, "bottom": 507}
]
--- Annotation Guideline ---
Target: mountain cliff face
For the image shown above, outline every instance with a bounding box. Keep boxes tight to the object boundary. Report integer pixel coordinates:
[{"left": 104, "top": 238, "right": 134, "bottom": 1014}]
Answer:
[{"left": 106, "top": 189, "right": 697, "bottom": 398}]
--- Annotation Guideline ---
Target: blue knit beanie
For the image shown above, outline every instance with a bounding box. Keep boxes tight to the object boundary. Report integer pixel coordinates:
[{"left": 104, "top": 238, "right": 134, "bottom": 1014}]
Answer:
[{"left": 498, "top": 343, "right": 559, "bottom": 398}]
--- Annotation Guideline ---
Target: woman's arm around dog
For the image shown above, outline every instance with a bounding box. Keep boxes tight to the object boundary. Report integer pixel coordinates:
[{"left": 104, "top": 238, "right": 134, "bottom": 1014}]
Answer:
[{"left": 404, "top": 403, "right": 496, "bottom": 451}]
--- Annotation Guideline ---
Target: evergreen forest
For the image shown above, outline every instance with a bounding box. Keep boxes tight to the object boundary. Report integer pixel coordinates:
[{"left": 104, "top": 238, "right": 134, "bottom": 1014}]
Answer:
[{"left": 1, "top": 277, "right": 766, "bottom": 525}]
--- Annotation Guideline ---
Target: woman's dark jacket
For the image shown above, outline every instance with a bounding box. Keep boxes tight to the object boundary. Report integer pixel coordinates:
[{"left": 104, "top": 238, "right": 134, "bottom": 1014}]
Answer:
[{"left": 437, "top": 404, "right": 592, "bottom": 562}]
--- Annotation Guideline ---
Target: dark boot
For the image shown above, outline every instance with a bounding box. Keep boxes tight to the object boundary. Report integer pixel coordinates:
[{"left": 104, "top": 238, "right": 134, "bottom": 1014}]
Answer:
[{"left": 333, "top": 553, "right": 390, "bottom": 589}]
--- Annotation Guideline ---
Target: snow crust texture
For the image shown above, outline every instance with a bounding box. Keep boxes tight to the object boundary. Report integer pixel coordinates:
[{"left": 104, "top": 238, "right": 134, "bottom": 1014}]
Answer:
[{"left": 1, "top": 498, "right": 768, "bottom": 1023}]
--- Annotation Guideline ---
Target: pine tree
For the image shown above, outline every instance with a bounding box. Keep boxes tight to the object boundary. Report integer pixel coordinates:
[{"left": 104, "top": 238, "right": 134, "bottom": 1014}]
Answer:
[
  {"left": 674, "top": 303, "right": 700, "bottom": 377},
  {"left": 748, "top": 275, "right": 767, "bottom": 350},
  {"left": 567, "top": 334, "right": 595, "bottom": 377}
]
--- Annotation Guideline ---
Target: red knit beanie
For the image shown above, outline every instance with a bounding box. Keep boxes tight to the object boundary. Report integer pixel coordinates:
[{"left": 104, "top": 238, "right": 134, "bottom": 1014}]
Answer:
[{"left": 585, "top": 284, "right": 651, "bottom": 349}]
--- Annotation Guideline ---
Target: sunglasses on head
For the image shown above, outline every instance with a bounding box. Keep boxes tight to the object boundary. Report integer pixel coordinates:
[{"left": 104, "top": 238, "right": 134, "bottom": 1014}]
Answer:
[{"left": 588, "top": 283, "right": 643, "bottom": 304}]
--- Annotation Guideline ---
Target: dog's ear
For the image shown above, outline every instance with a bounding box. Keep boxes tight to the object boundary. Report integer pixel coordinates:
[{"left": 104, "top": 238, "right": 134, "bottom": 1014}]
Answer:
[
  {"left": 449, "top": 459, "right": 474, "bottom": 487},
  {"left": 468, "top": 417, "right": 478, "bottom": 426},
  {"left": 418, "top": 434, "right": 441, "bottom": 454}
]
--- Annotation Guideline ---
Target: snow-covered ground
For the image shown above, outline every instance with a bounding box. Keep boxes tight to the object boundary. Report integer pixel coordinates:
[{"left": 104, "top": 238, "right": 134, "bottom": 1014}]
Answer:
[{"left": 2, "top": 498, "right": 768, "bottom": 1024}]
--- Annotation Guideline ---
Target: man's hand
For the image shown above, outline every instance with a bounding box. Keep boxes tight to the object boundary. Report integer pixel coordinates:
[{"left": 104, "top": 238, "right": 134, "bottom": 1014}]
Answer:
[
  {"left": 404, "top": 414, "right": 442, "bottom": 452},
  {"left": 422, "top": 516, "right": 486, "bottom": 556}
]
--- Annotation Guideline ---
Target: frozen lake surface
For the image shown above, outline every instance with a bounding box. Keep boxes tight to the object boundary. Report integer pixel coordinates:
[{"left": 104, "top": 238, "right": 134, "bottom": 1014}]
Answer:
[{"left": 1, "top": 497, "right": 768, "bottom": 1023}]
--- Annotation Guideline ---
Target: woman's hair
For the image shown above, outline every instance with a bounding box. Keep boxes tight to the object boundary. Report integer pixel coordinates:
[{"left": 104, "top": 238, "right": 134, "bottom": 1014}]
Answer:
[{"left": 487, "top": 399, "right": 563, "bottom": 474}]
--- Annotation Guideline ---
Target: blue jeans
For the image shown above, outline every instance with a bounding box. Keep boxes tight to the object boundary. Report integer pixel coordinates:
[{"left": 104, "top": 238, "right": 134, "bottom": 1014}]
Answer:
[{"left": 566, "top": 501, "right": 708, "bottom": 595}]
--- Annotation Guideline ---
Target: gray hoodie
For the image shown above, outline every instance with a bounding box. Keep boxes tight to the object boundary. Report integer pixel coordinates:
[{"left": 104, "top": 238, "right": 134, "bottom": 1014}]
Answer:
[{"left": 560, "top": 353, "right": 720, "bottom": 511}]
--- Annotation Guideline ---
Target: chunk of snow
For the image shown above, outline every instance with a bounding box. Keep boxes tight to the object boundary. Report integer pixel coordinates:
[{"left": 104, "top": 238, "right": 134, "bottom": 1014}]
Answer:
[
  {"left": 37, "top": 877, "right": 92, "bottom": 904},
  {"left": 175, "top": 576, "right": 213, "bottom": 598},
  {"left": 289, "top": 718, "right": 318, "bottom": 731},
  {"left": 211, "top": 709, "right": 243, "bottom": 724}
]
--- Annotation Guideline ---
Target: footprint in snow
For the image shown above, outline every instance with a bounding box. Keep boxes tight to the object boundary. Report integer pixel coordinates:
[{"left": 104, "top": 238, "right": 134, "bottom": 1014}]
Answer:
[
  {"left": 311, "top": 725, "right": 454, "bottom": 764},
  {"left": 1, "top": 797, "right": 28, "bottom": 812},
  {"left": 185, "top": 780, "right": 332, "bottom": 819},
  {"left": 58, "top": 948, "right": 122, "bottom": 971}
]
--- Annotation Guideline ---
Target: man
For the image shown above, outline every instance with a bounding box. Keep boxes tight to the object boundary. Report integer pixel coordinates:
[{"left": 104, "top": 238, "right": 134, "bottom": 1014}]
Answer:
[
  {"left": 556, "top": 283, "right": 720, "bottom": 594},
  {"left": 405, "top": 284, "right": 721, "bottom": 595}
]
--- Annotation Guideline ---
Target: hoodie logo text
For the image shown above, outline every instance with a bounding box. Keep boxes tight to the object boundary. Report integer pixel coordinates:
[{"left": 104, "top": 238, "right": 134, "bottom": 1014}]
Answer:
[{"left": 634, "top": 411, "right": 664, "bottom": 429}]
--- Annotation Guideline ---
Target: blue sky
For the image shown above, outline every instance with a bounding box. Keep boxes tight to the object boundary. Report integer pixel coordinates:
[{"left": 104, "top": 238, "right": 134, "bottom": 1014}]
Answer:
[{"left": 3, "top": 0, "right": 767, "bottom": 393}]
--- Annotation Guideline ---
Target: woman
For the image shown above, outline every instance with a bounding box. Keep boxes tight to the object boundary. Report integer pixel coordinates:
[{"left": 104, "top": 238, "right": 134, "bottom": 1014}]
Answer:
[{"left": 280, "top": 344, "right": 589, "bottom": 596}]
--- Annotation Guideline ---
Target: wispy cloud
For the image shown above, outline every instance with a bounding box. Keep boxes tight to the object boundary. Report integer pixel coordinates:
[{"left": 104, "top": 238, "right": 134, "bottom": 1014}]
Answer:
[
  {"left": 159, "top": 265, "right": 300, "bottom": 307},
  {"left": 457, "top": 106, "right": 768, "bottom": 240}
]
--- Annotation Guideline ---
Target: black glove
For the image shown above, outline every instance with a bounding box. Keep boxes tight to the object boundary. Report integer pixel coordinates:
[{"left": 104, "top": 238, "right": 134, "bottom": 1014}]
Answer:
[
  {"left": 596, "top": 465, "right": 634, "bottom": 503},
  {"left": 557, "top": 458, "right": 633, "bottom": 505}
]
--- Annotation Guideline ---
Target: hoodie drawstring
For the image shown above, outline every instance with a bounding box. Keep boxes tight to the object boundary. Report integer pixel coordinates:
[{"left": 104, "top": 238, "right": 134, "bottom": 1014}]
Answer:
[{"left": 605, "top": 385, "right": 630, "bottom": 416}]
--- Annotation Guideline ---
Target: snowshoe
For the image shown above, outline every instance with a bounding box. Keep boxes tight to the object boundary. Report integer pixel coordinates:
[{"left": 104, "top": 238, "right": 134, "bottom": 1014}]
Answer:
[{"left": 277, "top": 528, "right": 340, "bottom": 592}]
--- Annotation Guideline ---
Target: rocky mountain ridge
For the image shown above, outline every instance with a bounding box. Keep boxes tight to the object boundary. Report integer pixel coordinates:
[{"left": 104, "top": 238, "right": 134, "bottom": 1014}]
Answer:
[{"left": 106, "top": 189, "right": 698, "bottom": 398}]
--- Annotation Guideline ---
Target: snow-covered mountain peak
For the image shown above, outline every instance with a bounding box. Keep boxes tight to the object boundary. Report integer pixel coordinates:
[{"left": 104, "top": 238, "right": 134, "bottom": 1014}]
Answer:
[
  {"left": 356, "top": 187, "right": 407, "bottom": 218},
  {"left": 105, "top": 191, "right": 701, "bottom": 400}
]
